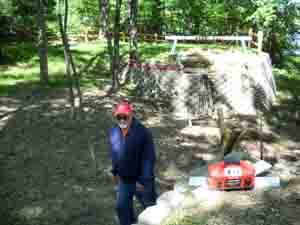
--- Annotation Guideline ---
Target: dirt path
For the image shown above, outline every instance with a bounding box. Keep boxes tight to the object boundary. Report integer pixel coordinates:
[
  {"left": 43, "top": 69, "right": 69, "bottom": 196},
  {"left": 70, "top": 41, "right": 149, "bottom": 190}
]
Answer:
[{"left": 0, "top": 87, "right": 191, "bottom": 225}]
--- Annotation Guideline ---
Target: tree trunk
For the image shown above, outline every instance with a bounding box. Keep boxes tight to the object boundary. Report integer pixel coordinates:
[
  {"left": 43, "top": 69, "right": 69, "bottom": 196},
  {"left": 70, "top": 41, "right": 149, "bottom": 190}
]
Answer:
[
  {"left": 119, "top": 0, "right": 139, "bottom": 84},
  {"left": 37, "top": 0, "right": 49, "bottom": 84},
  {"left": 98, "top": 0, "right": 107, "bottom": 40},
  {"left": 152, "top": 0, "right": 162, "bottom": 34},
  {"left": 112, "top": 0, "right": 122, "bottom": 91},
  {"left": 58, "top": 0, "right": 82, "bottom": 119},
  {"left": 99, "top": 0, "right": 118, "bottom": 92},
  {"left": 129, "top": 0, "right": 139, "bottom": 62},
  {"left": 185, "top": 14, "right": 193, "bottom": 35}
]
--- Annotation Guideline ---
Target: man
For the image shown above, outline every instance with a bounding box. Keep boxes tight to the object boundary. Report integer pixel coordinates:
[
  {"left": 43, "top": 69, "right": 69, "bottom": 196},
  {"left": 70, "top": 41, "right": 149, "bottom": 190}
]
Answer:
[{"left": 108, "top": 100, "right": 157, "bottom": 225}]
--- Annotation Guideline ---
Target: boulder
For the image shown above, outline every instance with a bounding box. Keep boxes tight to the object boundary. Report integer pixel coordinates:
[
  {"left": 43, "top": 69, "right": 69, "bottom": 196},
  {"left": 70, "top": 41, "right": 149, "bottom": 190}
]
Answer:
[
  {"left": 156, "top": 191, "right": 185, "bottom": 209},
  {"left": 138, "top": 204, "right": 171, "bottom": 225},
  {"left": 180, "top": 126, "right": 221, "bottom": 140},
  {"left": 191, "top": 187, "right": 223, "bottom": 210},
  {"left": 209, "top": 51, "right": 276, "bottom": 115}
]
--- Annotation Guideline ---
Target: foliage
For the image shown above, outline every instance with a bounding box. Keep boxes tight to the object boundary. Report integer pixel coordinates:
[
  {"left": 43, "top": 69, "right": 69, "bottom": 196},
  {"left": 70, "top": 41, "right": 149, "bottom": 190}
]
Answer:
[
  {"left": 0, "top": 42, "right": 38, "bottom": 63},
  {"left": 250, "top": 0, "right": 300, "bottom": 63},
  {"left": 249, "top": 0, "right": 277, "bottom": 29},
  {"left": 0, "top": 0, "right": 56, "bottom": 42},
  {"left": 69, "top": 0, "right": 100, "bottom": 33},
  {"left": 0, "top": 0, "right": 299, "bottom": 68},
  {"left": 0, "top": 0, "right": 14, "bottom": 16}
]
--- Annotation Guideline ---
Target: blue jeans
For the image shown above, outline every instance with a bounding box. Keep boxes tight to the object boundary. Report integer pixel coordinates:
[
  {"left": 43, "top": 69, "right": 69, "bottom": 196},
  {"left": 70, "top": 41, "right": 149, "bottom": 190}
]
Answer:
[{"left": 116, "top": 178, "right": 157, "bottom": 225}]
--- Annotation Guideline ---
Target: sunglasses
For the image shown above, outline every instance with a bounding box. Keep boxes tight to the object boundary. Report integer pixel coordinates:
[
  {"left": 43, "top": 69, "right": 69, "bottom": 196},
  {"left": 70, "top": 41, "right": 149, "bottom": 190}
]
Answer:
[{"left": 116, "top": 115, "right": 129, "bottom": 121}]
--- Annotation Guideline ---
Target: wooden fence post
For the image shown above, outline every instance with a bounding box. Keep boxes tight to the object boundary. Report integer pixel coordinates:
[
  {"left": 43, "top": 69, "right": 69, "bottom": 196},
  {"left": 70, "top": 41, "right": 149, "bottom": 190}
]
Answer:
[
  {"left": 155, "top": 33, "right": 158, "bottom": 43},
  {"left": 217, "top": 107, "right": 226, "bottom": 156},
  {"left": 258, "top": 31, "right": 263, "bottom": 53}
]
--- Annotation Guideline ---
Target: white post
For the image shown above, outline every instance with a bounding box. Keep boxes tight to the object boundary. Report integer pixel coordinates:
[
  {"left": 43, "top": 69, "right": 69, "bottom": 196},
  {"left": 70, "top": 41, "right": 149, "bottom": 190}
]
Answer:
[
  {"left": 248, "top": 28, "right": 253, "bottom": 48},
  {"left": 258, "top": 31, "right": 263, "bottom": 53},
  {"left": 171, "top": 39, "right": 177, "bottom": 55},
  {"left": 240, "top": 40, "right": 246, "bottom": 52}
]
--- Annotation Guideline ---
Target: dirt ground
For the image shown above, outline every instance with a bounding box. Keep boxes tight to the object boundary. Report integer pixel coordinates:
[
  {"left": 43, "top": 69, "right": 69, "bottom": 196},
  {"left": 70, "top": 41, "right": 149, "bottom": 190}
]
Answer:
[{"left": 0, "top": 87, "right": 299, "bottom": 225}]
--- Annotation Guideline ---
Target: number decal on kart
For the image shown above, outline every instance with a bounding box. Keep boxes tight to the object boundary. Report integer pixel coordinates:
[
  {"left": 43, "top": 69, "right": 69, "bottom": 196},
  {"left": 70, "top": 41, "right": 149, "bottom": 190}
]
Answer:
[{"left": 224, "top": 167, "right": 242, "bottom": 177}]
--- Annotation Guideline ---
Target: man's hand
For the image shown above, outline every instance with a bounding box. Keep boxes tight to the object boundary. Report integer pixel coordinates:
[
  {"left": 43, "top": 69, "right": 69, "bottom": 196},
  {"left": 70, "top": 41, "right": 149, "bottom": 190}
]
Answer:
[
  {"left": 113, "top": 175, "right": 119, "bottom": 184},
  {"left": 136, "top": 182, "right": 144, "bottom": 192}
]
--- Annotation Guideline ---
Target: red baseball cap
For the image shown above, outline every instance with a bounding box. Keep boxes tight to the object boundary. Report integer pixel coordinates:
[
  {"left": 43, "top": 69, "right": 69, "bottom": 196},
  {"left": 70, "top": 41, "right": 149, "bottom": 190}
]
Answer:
[{"left": 113, "top": 101, "right": 133, "bottom": 116}]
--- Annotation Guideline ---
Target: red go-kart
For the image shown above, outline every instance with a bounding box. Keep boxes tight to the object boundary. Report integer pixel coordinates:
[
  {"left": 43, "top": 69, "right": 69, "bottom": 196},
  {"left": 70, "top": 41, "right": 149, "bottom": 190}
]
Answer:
[{"left": 208, "top": 159, "right": 255, "bottom": 190}]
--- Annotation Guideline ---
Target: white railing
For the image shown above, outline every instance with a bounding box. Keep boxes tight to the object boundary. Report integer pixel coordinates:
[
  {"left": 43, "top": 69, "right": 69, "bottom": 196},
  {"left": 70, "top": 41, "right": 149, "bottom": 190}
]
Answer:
[{"left": 166, "top": 30, "right": 264, "bottom": 54}]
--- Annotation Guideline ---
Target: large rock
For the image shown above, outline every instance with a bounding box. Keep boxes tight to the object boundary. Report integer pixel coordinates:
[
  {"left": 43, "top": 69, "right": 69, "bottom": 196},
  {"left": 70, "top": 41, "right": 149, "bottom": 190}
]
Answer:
[
  {"left": 138, "top": 204, "right": 171, "bottom": 225},
  {"left": 180, "top": 126, "right": 221, "bottom": 140},
  {"left": 156, "top": 191, "right": 185, "bottom": 209},
  {"left": 208, "top": 51, "right": 276, "bottom": 115},
  {"left": 191, "top": 187, "right": 223, "bottom": 210},
  {"left": 241, "top": 141, "right": 280, "bottom": 163}
]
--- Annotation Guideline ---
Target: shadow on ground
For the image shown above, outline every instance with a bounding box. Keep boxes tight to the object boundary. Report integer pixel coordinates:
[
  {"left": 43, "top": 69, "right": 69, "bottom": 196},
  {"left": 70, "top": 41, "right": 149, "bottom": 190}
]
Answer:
[
  {"left": 0, "top": 85, "right": 219, "bottom": 225},
  {"left": 0, "top": 87, "right": 119, "bottom": 225}
]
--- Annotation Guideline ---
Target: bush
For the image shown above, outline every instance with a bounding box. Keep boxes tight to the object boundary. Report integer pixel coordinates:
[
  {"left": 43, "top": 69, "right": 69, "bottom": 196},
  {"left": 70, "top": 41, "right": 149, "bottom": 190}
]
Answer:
[{"left": 0, "top": 42, "right": 36, "bottom": 64}]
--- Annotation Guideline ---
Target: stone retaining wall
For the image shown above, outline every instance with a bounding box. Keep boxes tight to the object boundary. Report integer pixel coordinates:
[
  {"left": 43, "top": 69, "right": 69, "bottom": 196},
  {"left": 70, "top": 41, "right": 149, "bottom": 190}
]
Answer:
[{"left": 132, "top": 50, "right": 276, "bottom": 121}]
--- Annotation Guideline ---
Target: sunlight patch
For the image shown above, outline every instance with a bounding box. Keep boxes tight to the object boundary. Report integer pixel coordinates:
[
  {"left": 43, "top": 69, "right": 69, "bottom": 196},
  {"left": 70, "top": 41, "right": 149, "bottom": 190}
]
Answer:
[{"left": 19, "top": 206, "right": 43, "bottom": 219}]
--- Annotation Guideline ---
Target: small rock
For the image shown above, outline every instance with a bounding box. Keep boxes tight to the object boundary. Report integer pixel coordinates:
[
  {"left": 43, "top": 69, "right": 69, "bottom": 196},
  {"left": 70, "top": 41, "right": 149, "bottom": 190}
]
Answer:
[
  {"left": 176, "top": 153, "right": 191, "bottom": 167},
  {"left": 19, "top": 206, "right": 43, "bottom": 219},
  {"left": 83, "top": 107, "right": 89, "bottom": 112},
  {"left": 162, "top": 161, "right": 183, "bottom": 180}
]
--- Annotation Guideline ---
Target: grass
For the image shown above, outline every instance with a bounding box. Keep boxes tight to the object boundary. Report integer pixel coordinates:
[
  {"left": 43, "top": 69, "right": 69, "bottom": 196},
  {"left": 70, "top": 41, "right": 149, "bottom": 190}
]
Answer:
[
  {"left": 0, "top": 41, "right": 108, "bottom": 94},
  {"left": 0, "top": 40, "right": 245, "bottom": 95},
  {"left": 265, "top": 56, "right": 300, "bottom": 128},
  {"left": 273, "top": 56, "right": 300, "bottom": 100}
]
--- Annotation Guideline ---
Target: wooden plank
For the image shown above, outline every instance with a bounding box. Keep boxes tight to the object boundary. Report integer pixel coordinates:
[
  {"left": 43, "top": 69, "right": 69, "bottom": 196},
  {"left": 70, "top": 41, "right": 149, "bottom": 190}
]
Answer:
[
  {"left": 189, "top": 176, "right": 208, "bottom": 187},
  {"left": 165, "top": 35, "right": 252, "bottom": 41},
  {"left": 254, "top": 177, "right": 280, "bottom": 189}
]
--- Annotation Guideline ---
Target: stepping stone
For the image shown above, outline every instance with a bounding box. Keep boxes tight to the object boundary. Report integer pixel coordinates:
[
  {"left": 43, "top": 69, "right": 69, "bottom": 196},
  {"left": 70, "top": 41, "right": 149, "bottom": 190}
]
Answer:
[{"left": 253, "top": 160, "right": 272, "bottom": 175}]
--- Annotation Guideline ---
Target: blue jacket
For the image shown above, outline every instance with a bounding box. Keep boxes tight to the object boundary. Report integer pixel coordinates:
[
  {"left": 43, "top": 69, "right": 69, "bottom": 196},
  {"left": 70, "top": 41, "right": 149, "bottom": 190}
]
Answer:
[{"left": 108, "top": 117, "right": 156, "bottom": 183}]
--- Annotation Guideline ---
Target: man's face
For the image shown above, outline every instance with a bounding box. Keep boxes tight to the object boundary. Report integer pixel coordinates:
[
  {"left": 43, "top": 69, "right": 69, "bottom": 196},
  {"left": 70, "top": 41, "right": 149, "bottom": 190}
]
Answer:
[{"left": 116, "top": 114, "right": 132, "bottom": 129}]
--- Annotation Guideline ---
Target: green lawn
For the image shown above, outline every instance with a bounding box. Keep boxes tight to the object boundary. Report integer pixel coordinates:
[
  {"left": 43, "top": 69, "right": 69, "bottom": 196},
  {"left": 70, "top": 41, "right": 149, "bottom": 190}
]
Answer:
[{"left": 0, "top": 40, "right": 244, "bottom": 95}]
